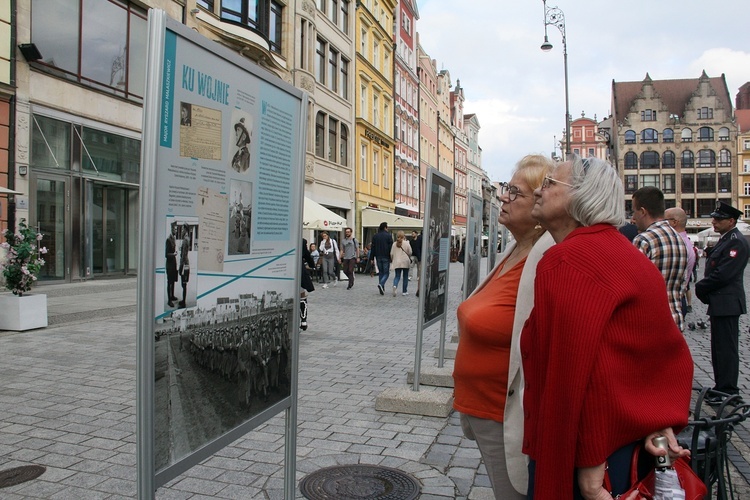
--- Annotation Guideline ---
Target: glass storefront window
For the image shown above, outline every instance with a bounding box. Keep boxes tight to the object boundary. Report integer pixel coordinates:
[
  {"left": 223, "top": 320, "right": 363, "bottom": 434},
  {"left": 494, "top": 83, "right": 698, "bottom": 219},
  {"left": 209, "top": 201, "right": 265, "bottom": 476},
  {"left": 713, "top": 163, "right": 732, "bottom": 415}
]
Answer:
[
  {"left": 128, "top": 14, "right": 148, "bottom": 97},
  {"left": 31, "top": 0, "right": 80, "bottom": 74},
  {"left": 81, "top": 127, "right": 141, "bottom": 183},
  {"left": 31, "top": 115, "right": 71, "bottom": 170},
  {"left": 37, "top": 178, "right": 66, "bottom": 280},
  {"left": 82, "top": 0, "right": 128, "bottom": 90},
  {"left": 31, "top": 0, "right": 147, "bottom": 99}
]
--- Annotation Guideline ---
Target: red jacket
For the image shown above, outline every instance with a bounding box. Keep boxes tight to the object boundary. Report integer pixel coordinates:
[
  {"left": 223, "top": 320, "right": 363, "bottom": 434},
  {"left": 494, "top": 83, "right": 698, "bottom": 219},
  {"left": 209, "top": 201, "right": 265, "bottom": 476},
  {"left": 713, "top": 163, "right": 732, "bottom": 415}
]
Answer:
[{"left": 521, "top": 224, "right": 693, "bottom": 498}]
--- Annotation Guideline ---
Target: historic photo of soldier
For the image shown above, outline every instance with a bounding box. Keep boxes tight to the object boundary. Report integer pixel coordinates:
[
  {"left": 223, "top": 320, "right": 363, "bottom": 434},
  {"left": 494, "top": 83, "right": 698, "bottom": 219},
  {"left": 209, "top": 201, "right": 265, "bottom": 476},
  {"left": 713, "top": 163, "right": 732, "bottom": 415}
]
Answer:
[
  {"left": 180, "top": 102, "right": 192, "bottom": 126},
  {"left": 177, "top": 218, "right": 199, "bottom": 309},
  {"left": 229, "top": 110, "right": 253, "bottom": 173},
  {"left": 228, "top": 179, "right": 252, "bottom": 255},
  {"left": 165, "top": 221, "right": 179, "bottom": 309},
  {"left": 153, "top": 289, "right": 294, "bottom": 471},
  {"left": 159, "top": 217, "right": 199, "bottom": 313}
]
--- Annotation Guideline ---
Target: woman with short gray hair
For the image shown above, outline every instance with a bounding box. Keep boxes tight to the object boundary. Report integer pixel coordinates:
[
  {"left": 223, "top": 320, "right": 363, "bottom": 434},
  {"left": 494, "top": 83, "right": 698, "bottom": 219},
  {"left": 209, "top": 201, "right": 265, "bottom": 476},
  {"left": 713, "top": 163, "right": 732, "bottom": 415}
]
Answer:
[{"left": 522, "top": 156, "right": 694, "bottom": 499}]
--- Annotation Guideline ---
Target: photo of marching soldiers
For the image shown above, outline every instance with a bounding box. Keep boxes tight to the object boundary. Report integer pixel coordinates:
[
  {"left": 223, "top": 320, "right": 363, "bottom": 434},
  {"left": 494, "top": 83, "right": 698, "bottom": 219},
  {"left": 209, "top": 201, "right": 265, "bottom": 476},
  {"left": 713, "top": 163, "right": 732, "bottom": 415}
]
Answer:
[
  {"left": 154, "top": 289, "right": 294, "bottom": 470},
  {"left": 228, "top": 179, "right": 252, "bottom": 255}
]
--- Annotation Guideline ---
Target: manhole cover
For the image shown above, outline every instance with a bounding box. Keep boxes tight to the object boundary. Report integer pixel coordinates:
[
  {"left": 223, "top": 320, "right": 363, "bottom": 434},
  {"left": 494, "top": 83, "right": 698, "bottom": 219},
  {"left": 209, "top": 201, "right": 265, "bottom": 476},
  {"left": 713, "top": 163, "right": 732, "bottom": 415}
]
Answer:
[
  {"left": 299, "top": 464, "right": 421, "bottom": 500},
  {"left": 0, "top": 465, "right": 46, "bottom": 488}
]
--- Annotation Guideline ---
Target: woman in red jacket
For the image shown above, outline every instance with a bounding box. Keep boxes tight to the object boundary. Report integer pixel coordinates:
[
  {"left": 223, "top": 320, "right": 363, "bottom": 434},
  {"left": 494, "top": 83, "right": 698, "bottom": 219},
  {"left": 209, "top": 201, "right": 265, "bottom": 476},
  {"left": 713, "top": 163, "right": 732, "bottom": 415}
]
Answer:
[{"left": 523, "top": 156, "right": 694, "bottom": 499}]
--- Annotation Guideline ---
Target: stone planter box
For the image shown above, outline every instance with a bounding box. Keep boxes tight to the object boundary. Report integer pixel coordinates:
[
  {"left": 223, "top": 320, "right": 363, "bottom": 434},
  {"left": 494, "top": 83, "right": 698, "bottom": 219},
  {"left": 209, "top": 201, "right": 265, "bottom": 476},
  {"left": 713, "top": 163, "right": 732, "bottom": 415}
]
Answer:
[{"left": 0, "top": 293, "right": 48, "bottom": 331}]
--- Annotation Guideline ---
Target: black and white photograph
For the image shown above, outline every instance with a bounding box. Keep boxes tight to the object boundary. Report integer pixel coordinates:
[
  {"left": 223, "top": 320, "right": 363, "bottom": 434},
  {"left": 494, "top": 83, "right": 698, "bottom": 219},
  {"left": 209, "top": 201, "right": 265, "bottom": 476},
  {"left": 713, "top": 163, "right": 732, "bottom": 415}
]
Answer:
[
  {"left": 154, "top": 291, "right": 294, "bottom": 471},
  {"left": 229, "top": 110, "right": 253, "bottom": 173},
  {"left": 158, "top": 217, "right": 199, "bottom": 313},
  {"left": 228, "top": 179, "right": 252, "bottom": 255},
  {"left": 180, "top": 102, "right": 192, "bottom": 126},
  {"left": 464, "top": 195, "right": 483, "bottom": 297},
  {"left": 423, "top": 171, "right": 453, "bottom": 326},
  {"left": 488, "top": 203, "right": 499, "bottom": 271}
]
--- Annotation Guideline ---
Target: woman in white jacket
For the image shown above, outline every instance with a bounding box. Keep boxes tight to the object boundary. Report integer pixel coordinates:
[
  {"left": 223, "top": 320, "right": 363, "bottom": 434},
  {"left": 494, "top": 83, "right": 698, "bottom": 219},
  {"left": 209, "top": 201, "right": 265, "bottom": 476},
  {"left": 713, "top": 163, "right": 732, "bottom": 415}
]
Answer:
[
  {"left": 389, "top": 231, "right": 412, "bottom": 296},
  {"left": 318, "top": 231, "right": 339, "bottom": 288},
  {"left": 452, "top": 154, "right": 555, "bottom": 498}
]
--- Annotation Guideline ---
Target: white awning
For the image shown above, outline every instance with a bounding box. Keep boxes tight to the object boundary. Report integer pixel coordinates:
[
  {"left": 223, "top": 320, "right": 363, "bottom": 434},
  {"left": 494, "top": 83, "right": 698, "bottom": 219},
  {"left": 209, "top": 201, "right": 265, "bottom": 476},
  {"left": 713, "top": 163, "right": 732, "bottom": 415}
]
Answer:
[
  {"left": 303, "top": 197, "right": 347, "bottom": 231},
  {"left": 361, "top": 207, "right": 423, "bottom": 228}
]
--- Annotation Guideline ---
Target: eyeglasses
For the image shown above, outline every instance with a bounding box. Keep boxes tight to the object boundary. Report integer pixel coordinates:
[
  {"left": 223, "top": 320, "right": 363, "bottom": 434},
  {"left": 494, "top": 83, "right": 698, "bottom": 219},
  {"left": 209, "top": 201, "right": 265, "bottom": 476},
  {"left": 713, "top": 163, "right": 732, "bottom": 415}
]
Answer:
[
  {"left": 499, "top": 183, "right": 526, "bottom": 201},
  {"left": 541, "top": 175, "right": 575, "bottom": 190}
]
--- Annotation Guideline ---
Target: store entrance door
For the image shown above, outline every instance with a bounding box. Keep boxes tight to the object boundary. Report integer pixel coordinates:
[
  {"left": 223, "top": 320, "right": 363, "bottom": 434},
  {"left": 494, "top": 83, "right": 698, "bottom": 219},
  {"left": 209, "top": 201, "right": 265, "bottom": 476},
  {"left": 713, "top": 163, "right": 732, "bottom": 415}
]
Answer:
[
  {"left": 87, "top": 183, "right": 135, "bottom": 276},
  {"left": 33, "top": 174, "right": 70, "bottom": 281}
]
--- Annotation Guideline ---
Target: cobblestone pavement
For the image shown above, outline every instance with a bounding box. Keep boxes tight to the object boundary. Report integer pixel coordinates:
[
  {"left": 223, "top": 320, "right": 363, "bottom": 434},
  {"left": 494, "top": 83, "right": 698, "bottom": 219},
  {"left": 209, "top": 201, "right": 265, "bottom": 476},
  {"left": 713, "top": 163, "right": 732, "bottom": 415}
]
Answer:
[{"left": 0, "top": 257, "right": 749, "bottom": 498}]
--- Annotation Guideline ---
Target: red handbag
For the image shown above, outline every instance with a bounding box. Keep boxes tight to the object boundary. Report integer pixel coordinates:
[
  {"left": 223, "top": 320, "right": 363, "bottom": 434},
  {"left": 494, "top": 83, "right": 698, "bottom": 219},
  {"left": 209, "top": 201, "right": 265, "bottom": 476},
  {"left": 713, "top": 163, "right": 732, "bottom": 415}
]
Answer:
[{"left": 604, "top": 444, "right": 707, "bottom": 499}]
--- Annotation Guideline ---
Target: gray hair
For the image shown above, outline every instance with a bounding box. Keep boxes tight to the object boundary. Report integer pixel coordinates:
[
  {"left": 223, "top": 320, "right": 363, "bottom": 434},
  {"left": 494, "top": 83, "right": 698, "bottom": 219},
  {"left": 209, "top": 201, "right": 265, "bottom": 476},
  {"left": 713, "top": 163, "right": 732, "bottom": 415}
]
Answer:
[{"left": 567, "top": 155, "right": 625, "bottom": 227}]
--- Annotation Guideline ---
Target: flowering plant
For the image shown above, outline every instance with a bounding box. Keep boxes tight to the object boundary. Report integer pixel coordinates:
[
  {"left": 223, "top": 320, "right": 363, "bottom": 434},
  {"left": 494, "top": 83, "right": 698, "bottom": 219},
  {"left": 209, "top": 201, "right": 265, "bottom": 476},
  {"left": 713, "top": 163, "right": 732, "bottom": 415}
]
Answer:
[{"left": 0, "top": 219, "right": 47, "bottom": 296}]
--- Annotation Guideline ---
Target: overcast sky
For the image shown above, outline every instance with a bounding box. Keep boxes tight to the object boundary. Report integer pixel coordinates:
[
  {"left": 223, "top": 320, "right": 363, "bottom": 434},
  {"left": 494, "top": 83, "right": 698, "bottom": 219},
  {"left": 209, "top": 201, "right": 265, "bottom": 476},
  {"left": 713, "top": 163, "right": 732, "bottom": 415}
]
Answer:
[{"left": 415, "top": 0, "right": 750, "bottom": 183}]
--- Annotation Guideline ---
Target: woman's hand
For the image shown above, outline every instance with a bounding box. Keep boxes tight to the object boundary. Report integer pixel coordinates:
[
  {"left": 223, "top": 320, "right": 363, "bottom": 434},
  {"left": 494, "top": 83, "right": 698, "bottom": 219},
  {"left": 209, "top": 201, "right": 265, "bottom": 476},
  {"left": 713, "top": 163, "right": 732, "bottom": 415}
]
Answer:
[
  {"left": 644, "top": 428, "right": 690, "bottom": 459},
  {"left": 578, "top": 464, "right": 640, "bottom": 500}
]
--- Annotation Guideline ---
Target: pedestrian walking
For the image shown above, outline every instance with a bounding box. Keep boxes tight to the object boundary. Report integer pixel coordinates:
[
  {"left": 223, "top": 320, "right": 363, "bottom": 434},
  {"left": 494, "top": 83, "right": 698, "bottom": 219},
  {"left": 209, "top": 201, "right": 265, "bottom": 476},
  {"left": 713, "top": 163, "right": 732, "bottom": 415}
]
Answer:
[
  {"left": 371, "top": 222, "right": 393, "bottom": 295},
  {"left": 410, "top": 230, "right": 422, "bottom": 296},
  {"left": 318, "top": 231, "right": 339, "bottom": 288},
  {"left": 390, "top": 231, "right": 412, "bottom": 296},
  {"left": 300, "top": 238, "right": 316, "bottom": 331},
  {"left": 696, "top": 201, "right": 749, "bottom": 406},
  {"left": 339, "top": 227, "right": 359, "bottom": 290}
]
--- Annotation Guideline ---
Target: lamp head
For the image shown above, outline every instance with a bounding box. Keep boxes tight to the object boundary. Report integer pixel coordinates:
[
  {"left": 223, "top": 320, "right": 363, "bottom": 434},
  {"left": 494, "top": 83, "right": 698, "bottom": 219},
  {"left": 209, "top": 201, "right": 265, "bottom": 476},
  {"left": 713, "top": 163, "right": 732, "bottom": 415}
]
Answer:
[{"left": 540, "top": 36, "right": 553, "bottom": 52}]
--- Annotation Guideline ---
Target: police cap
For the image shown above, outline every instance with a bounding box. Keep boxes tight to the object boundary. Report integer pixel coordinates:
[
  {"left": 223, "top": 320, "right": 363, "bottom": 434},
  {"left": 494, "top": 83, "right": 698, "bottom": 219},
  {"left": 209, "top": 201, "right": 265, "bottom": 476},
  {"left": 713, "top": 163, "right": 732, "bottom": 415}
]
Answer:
[{"left": 710, "top": 201, "right": 742, "bottom": 220}]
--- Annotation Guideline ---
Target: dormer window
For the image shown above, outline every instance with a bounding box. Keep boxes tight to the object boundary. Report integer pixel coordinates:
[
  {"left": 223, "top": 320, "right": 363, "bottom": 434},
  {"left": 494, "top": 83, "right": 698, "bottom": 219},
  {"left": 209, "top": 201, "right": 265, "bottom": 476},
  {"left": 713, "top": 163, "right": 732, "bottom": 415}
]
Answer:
[
  {"left": 697, "top": 107, "right": 713, "bottom": 119},
  {"left": 641, "top": 109, "right": 657, "bottom": 121}
]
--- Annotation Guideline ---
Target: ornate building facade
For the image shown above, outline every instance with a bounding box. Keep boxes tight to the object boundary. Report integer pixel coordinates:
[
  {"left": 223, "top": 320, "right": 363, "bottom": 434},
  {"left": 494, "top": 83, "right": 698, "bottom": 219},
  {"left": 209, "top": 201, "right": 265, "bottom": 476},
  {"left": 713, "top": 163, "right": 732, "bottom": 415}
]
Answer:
[
  {"left": 736, "top": 84, "right": 750, "bottom": 220},
  {"left": 611, "top": 72, "right": 737, "bottom": 229},
  {"left": 569, "top": 113, "right": 608, "bottom": 160},
  {"left": 417, "top": 39, "right": 438, "bottom": 217},
  {"left": 393, "top": 0, "right": 419, "bottom": 219},
  {"left": 296, "top": 0, "right": 355, "bottom": 226},
  {"left": 451, "top": 80, "right": 468, "bottom": 226},
  {"left": 353, "top": 0, "right": 396, "bottom": 240}
]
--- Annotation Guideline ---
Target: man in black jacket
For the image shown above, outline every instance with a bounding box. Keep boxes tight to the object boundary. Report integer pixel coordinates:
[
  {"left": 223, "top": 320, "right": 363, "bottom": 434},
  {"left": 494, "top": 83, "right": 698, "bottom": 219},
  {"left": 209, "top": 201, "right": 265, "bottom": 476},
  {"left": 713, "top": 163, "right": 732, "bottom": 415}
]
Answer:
[
  {"left": 696, "top": 202, "right": 749, "bottom": 405},
  {"left": 371, "top": 222, "right": 393, "bottom": 295}
]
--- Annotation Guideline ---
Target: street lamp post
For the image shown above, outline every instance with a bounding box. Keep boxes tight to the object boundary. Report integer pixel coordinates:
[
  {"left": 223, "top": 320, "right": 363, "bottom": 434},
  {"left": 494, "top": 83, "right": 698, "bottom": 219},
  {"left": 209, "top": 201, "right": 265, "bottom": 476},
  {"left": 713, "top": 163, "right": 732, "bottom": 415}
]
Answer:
[{"left": 541, "top": 0, "right": 570, "bottom": 159}]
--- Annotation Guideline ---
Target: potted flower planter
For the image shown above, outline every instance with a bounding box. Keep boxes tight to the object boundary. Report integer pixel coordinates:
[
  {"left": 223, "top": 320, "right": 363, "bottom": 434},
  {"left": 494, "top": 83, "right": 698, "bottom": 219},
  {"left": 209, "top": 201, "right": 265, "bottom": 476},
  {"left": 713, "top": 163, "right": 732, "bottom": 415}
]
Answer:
[
  {"left": 0, "top": 293, "right": 48, "bottom": 331},
  {"left": 0, "top": 219, "right": 49, "bottom": 331}
]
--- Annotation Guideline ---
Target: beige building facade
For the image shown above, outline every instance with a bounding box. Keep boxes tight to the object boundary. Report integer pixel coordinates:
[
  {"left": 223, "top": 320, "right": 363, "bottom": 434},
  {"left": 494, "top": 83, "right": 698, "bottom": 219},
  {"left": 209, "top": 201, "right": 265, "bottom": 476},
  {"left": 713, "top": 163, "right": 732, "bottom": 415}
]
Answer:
[
  {"left": 612, "top": 72, "right": 737, "bottom": 231},
  {"left": 12, "top": 0, "right": 299, "bottom": 282},
  {"left": 297, "top": 0, "right": 356, "bottom": 227},
  {"left": 417, "top": 41, "right": 438, "bottom": 218},
  {"left": 0, "top": 0, "right": 12, "bottom": 234}
]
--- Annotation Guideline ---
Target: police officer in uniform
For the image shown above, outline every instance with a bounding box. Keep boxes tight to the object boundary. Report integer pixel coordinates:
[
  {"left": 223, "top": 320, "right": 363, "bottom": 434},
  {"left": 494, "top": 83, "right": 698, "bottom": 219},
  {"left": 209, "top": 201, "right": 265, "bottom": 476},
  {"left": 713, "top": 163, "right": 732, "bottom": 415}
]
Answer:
[{"left": 696, "top": 201, "right": 749, "bottom": 405}]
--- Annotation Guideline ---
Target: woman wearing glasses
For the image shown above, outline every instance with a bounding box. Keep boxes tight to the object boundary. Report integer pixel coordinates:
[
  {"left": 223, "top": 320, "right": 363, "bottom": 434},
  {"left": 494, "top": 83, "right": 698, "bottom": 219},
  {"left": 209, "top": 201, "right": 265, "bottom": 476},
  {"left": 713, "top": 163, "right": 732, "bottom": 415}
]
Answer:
[
  {"left": 453, "top": 154, "right": 554, "bottom": 499},
  {"left": 522, "top": 156, "right": 694, "bottom": 499}
]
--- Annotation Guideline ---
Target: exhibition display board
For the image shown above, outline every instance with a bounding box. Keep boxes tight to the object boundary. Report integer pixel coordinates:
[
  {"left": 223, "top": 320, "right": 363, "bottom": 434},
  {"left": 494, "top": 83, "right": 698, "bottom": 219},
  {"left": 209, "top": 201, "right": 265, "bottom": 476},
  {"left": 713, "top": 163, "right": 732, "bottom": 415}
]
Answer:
[
  {"left": 463, "top": 193, "right": 484, "bottom": 300},
  {"left": 137, "top": 10, "right": 306, "bottom": 498}
]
